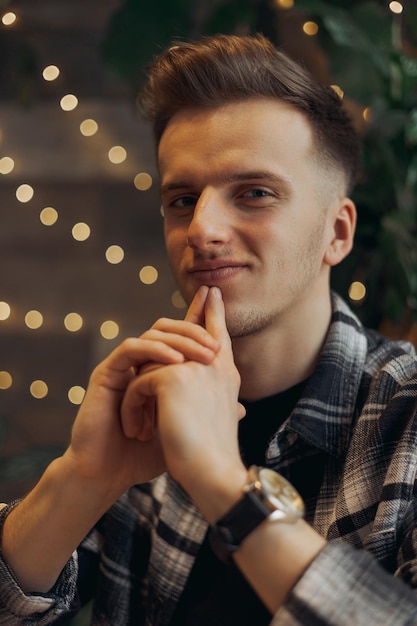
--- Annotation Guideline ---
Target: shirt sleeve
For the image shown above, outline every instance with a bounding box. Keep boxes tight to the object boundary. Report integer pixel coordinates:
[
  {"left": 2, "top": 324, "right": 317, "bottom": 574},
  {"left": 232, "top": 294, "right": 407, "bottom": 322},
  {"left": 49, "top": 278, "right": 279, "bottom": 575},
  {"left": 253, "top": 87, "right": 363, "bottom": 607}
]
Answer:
[
  {"left": 272, "top": 542, "right": 417, "bottom": 626},
  {"left": 0, "top": 501, "right": 80, "bottom": 625}
]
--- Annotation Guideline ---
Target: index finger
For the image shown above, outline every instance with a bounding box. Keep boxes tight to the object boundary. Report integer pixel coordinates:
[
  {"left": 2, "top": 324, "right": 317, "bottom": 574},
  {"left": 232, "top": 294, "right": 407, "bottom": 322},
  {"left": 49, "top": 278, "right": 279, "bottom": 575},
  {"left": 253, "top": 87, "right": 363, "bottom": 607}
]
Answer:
[
  {"left": 204, "top": 287, "right": 230, "bottom": 345},
  {"left": 184, "top": 285, "right": 209, "bottom": 325}
]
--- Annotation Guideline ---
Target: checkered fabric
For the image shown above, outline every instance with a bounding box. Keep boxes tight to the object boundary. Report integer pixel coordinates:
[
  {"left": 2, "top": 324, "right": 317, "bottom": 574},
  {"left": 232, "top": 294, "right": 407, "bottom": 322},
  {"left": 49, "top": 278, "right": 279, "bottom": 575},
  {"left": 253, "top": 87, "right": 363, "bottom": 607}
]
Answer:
[{"left": 1, "top": 293, "right": 417, "bottom": 625}]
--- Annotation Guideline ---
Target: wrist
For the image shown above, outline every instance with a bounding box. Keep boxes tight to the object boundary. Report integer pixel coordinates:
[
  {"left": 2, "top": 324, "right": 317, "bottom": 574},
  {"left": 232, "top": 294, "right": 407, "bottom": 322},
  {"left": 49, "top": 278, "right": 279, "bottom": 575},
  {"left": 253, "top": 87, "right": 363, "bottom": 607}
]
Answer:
[
  {"left": 208, "top": 466, "right": 305, "bottom": 562},
  {"left": 1, "top": 454, "right": 120, "bottom": 594},
  {"left": 58, "top": 451, "right": 125, "bottom": 510},
  {"left": 180, "top": 462, "right": 248, "bottom": 525}
]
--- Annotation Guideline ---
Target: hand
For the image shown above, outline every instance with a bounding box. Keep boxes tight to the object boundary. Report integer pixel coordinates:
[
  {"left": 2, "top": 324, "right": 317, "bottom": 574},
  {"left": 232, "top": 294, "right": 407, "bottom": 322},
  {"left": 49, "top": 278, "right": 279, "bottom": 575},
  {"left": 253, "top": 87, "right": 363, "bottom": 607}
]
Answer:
[
  {"left": 121, "top": 285, "right": 216, "bottom": 442},
  {"left": 120, "top": 287, "right": 246, "bottom": 502},
  {"left": 64, "top": 286, "right": 220, "bottom": 495},
  {"left": 0, "top": 288, "right": 222, "bottom": 597}
]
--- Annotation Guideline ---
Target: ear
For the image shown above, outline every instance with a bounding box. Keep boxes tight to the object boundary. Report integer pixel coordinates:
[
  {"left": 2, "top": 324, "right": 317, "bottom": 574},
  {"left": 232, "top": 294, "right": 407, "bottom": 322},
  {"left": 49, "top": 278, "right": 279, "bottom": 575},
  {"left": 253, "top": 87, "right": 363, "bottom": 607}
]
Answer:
[{"left": 324, "top": 197, "right": 357, "bottom": 267}]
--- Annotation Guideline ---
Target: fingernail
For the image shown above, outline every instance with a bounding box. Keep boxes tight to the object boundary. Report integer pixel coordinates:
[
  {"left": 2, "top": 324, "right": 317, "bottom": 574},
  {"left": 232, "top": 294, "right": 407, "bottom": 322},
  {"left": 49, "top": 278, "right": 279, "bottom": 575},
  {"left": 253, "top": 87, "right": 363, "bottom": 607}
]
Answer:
[{"left": 211, "top": 286, "right": 222, "bottom": 299}]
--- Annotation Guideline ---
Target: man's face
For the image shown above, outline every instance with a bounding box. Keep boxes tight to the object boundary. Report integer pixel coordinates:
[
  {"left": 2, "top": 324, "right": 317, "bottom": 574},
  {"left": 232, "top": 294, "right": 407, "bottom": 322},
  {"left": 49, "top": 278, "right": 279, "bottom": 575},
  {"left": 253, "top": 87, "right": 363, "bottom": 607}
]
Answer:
[{"left": 159, "top": 98, "right": 341, "bottom": 338}]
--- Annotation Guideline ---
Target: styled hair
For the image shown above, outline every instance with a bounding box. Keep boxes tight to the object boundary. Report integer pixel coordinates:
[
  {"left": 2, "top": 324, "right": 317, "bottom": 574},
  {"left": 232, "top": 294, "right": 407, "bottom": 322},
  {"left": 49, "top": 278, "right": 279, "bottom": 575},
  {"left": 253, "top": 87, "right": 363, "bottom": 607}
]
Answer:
[{"left": 139, "top": 33, "right": 361, "bottom": 194}]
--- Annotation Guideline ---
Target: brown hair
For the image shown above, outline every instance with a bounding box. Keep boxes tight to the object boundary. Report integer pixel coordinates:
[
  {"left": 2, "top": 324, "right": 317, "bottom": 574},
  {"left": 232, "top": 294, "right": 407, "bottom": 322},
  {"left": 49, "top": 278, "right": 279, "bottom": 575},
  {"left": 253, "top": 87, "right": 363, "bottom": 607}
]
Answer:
[{"left": 139, "top": 33, "right": 361, "bottom": 194}]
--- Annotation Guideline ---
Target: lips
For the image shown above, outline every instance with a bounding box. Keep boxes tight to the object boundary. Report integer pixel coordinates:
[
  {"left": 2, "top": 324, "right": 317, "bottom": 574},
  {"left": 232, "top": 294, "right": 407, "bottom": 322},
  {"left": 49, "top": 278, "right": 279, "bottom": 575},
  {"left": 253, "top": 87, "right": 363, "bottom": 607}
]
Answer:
[{"left": 188, "top": 262, "right": 246, "bottom": 284}]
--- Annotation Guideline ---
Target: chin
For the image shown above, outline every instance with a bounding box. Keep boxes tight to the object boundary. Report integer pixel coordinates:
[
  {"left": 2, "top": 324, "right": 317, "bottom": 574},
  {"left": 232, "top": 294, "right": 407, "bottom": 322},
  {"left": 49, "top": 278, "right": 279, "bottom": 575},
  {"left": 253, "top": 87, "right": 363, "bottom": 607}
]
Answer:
[{"left": 224, "top": 305, "right": 273, "bottom": 339}]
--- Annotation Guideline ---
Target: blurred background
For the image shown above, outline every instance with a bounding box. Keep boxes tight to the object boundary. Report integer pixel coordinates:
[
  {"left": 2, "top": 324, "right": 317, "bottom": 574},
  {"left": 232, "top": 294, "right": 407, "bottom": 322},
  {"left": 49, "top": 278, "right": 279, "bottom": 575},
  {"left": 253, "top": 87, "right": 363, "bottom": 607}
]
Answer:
[{"left": 0, "top": 0, "right": 416, "bottom": 506}]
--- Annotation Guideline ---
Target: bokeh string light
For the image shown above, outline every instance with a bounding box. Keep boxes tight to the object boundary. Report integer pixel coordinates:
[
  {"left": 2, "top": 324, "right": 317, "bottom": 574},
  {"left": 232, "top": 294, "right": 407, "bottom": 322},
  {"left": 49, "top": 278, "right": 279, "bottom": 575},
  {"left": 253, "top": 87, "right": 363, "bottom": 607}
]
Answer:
[
  {"left": 80, "top": 118, "right": 98, "bottom": 136},
  {"left": 389, "top": 1, "right": 403, "bottom": 14},
  {"left": 72, "top": 222, "right": 91, "bottom": 242},
  {"left": 30, "top": 379, "right": 48, "bottom": 399},
  {"left": 2, "top": 1, "right": 406, "bottom": 404},
  {"left": 25, "top": 310, "right": 44, "bottom": 330},
  {"left": 42, "top": 65, "right": 60, "bottom": 81},
  {"left": 108, "top": 145, "right": 127, "bottom": 164},
  {"left": 134, "top": 172, "right": 153, "bottom": 191},
  {"left": 139, "top": 265, "right": 159, "bottom": 285},
  {"left": 64, "top": 313, "right": 84, "bottom": 332},
  {"left": 0, "top": 7, "right": 170, "bottom": 406},
  {"left": 302, "top": 21, "right": 319, "bottom": 36},
  {"left": 105, "top": 245, "right": 125, "bottom": 264},
  {"left": 0, "top": 156, "right": 15, "bottom": 174},
  {"left": 16, "top": 183, "right": 34, "bottom": 203},
  {"left": 1, "top": 12, "right": 17, "bottom": 26},
  {"left": 60, "top": 93, "right": 78, "bottom": 111},
  {"left": 68, "top": 385, "right": 86, "bottom": 405},
  {"left": 0, "top": 371, "right": 13, "bottom": 390},
  {"left": 275, "top": 0, "right": 294, "bottom": 8},
  {"left": 40, "top": 207, "right": 58, "bottom": 226},
  {"left": 0, "top": 302, "right": 11, "bottom": 320},
  {"left": 100, "top": 320, "right": 120, "bottom": 340}
]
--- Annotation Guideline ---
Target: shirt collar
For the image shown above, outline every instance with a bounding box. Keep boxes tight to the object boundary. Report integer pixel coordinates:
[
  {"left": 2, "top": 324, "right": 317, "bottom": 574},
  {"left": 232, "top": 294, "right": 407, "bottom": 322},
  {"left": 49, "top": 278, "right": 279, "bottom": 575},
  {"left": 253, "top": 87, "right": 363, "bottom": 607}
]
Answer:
[{"left": 285, "top": 293, "right": 368, "bottom": 457}]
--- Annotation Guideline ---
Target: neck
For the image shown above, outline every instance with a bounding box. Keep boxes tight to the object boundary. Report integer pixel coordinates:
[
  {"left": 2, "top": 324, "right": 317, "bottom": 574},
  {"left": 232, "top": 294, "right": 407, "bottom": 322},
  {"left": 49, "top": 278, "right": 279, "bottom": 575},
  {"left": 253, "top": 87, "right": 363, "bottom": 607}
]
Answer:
[{"left": 233, "top": 292, "right": 332, "bottom": 401}]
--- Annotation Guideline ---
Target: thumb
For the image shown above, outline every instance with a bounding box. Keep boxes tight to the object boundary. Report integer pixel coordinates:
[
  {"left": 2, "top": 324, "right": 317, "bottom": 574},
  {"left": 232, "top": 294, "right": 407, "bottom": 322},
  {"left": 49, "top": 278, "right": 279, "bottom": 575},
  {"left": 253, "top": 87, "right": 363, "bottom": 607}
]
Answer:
[{"left": 120, "top": 364, "right": 159, "bottom": 441}]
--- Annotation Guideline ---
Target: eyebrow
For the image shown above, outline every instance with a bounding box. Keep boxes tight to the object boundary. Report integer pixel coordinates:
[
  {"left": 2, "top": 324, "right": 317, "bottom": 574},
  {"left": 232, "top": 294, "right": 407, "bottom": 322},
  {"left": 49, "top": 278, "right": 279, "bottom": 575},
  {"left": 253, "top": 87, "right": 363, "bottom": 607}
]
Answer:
[{"left": 160, "top": 170, "right": 292, "bottom": 197}]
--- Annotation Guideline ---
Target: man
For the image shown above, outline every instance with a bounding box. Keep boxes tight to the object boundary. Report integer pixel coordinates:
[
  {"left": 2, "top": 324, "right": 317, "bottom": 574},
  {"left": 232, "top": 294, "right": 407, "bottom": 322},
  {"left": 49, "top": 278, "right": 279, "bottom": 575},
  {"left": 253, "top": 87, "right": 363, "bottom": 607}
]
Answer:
[{"left": 1, "top": 33, "right": 417, "bottom": 625}]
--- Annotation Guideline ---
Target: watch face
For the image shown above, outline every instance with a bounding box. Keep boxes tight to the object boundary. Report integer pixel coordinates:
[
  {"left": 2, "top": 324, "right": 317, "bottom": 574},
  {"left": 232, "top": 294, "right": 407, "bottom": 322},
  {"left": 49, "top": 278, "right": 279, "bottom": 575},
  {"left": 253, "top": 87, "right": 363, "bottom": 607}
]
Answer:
[{"left": 259, "top": 468, "right": 304, "bottom": 516}]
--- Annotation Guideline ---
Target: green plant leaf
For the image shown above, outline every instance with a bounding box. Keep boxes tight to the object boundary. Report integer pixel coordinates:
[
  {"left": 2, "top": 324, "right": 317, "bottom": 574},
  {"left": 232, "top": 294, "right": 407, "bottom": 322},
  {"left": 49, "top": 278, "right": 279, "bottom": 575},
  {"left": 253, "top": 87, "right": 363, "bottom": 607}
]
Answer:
[
  {"left": 103, "top": 0, "right": 192, "bottom": 81},
  {"left": 101, "top": 0, "right": 417, "bottom": 329},
  {"left": 406, "top": 153, "right": 417, "bottom": 190},
  {"left": 406, "top": 109, "right": 417, "bottom": 145}
]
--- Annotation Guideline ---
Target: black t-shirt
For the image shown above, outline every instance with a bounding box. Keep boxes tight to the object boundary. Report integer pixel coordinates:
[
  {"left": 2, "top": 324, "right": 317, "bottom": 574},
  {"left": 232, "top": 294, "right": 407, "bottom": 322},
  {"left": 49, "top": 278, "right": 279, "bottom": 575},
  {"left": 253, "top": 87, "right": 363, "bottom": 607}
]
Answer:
[{"left": 168, "top": 380, "right": 307, "bottom": 626}]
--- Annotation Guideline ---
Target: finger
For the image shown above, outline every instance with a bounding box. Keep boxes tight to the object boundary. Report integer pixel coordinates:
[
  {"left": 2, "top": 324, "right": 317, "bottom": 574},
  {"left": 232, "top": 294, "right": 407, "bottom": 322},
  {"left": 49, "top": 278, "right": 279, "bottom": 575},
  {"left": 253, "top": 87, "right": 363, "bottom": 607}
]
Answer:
[
  {"left": 204, "top": 287, "right": 230, "bottom": 344},
  {"left": 184, "top": 285, "right": 209, "bottom": 325},
  {"left": 147, "top": 322, "right": 219, "bottom": 354},
  {"left": 103, "top": 337, "right": 185, "bottom": 377},
  {"left": 120, "top": 374, "right": 157, "bottom": 440},
  {"left": 123, "top": 398, "right": 156, "bottom": 442},
  {"left": 237, "top": 401, "right": 246, "bottom": 421},
  {"left": 139, "top": 334, "right": 216, "bottom": 366}
]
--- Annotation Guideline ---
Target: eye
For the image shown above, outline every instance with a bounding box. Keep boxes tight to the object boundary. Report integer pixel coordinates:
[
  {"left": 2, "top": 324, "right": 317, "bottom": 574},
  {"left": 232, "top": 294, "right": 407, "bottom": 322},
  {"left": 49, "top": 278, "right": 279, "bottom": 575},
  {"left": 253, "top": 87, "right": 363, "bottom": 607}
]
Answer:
[
  {"left": 241, "top": 188, "right": 272, "bottom": 199},
  {"left": 163, "top": 195, "right": 197, "bottom": 214},
  {"left": 238, "top": 188, "right": 278, "bottom": 208},
  {"left": 171, "top": 196, "right": 197, "bottom": 208}
]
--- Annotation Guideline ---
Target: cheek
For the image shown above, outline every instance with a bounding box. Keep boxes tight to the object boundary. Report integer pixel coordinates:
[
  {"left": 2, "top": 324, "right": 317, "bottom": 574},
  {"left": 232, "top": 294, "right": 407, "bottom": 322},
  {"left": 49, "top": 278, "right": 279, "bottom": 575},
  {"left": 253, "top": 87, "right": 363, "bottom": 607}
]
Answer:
[{"left": 164, "top": 227, "right": 186, "bottom": 267}]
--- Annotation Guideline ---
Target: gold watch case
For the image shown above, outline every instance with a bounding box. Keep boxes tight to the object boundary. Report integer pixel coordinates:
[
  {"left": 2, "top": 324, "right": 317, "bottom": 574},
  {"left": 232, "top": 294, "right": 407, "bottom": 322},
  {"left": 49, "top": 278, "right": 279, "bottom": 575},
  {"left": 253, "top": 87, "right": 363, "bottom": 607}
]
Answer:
[{"left": 244, "top": 466, "right": 305, "bottom": 522}]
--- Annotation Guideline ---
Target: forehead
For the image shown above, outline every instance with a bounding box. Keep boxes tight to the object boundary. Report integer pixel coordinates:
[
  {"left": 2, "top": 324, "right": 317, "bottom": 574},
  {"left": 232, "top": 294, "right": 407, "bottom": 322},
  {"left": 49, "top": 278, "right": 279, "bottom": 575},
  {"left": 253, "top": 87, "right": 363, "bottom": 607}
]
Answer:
[{"left": 158, "top": 98, "right": 316, "bottom": 181}]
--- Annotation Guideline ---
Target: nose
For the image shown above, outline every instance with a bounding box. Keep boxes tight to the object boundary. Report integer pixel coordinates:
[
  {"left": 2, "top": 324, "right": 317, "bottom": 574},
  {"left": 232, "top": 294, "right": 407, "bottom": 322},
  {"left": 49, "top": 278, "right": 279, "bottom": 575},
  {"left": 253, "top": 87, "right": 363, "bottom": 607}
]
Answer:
[{"left": 186, "top": 188, "right": 232, "bottom": 251}]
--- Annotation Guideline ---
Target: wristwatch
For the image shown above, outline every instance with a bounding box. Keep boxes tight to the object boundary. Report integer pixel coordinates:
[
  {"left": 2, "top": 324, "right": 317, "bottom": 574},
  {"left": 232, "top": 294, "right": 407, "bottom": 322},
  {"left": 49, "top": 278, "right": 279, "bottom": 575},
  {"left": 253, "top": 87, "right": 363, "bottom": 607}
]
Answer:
[{"left": 209, "top": 465, "right": 305, "bottom": 562}]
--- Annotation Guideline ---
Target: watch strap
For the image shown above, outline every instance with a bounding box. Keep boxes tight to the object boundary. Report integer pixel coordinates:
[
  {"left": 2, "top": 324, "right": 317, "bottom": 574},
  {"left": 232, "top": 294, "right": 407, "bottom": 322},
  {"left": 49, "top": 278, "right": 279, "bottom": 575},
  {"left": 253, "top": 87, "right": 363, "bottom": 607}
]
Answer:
[{"left": 208, "top": 489, "right": 270, "bottom": 562}]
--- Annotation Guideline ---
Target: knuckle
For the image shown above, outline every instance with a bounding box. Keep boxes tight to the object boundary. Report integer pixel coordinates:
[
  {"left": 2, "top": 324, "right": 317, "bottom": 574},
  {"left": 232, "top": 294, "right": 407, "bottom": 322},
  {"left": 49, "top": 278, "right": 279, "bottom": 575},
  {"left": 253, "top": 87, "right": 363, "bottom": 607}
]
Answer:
[
  {"left": 120, "top": 336, "right": 139, "bottom": 351},
  {"left": 152, "top": 317, "right": 171, "bottom": 329}
]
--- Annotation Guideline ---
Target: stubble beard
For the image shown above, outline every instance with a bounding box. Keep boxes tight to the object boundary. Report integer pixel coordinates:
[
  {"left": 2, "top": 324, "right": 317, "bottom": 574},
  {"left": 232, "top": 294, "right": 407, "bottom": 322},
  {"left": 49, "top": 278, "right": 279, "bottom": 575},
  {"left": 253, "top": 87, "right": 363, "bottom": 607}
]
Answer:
[
  {"left": 176, "top": 212, "right": 328, "bottom": 339},
  {"left": 224, "top": 222, "right": 328, "bottom": 339},
  {"left": 223, "top": 303, "right": 278, "bottom": 339}
]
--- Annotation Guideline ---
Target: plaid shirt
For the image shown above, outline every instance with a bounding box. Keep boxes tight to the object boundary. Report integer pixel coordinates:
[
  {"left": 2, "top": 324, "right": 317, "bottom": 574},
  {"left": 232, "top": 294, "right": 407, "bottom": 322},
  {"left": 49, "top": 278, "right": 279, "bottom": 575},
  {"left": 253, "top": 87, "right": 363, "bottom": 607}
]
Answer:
[{"left": 2, "top": 293, "right": 417, "bottom": 625}]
